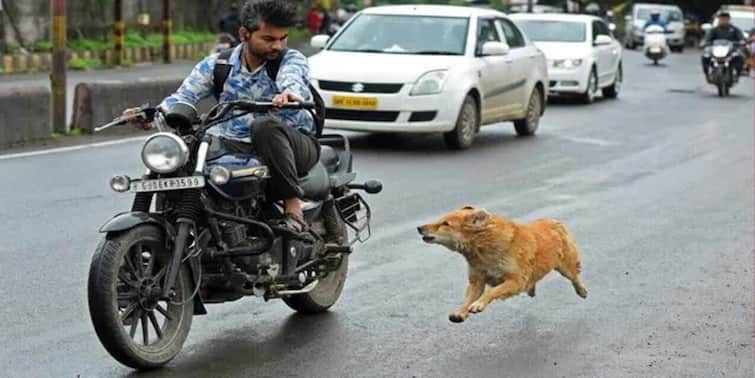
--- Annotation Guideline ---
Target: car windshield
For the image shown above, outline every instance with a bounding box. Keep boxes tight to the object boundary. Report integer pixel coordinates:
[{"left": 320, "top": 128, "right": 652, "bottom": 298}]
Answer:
[
  {"left": 637, "top": 8, "right": 683, "bottom": 22},
  {"left": 731, "top": 16, "right": 755, "bottom": 31},
  {"left": 514, "top": 20, "right": 586, "bottom": 43},
  {"left": 327, "top": 14, "right": 469, "bottom": 55}
]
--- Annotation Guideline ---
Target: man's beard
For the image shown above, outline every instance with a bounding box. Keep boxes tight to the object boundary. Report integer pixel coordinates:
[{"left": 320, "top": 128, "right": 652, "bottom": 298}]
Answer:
[{"left": 250, "top": 45, "right": 281, "bottom": 61}]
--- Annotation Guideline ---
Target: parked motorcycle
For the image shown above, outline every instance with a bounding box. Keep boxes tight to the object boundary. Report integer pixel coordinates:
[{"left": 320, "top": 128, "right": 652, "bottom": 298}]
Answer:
[
  {"left": 704, "top": 39, "right": 742, "bottom": 97},
  {"left": 644, "top": 25, "right": 671, "bottom": 65},
  {"left": 87, "top": 100, "right": 382, "bottom": 370}
]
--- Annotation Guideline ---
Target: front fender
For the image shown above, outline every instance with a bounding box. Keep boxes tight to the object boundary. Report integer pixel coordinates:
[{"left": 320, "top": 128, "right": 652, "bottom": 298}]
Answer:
[
  {"left": 99, "top": 211, "right": 175, "bottom": 235},
  {"left": 98, "top": 212, "right": 206, "bottom": 314}
]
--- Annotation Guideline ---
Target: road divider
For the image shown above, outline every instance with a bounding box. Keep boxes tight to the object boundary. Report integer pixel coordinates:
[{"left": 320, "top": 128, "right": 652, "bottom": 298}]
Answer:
[
  {"left": 72, "top": 78, "right": 213, "bottom": 134},
  {"left": 0, "top": 86, "right": 52, "bottom": 148}
]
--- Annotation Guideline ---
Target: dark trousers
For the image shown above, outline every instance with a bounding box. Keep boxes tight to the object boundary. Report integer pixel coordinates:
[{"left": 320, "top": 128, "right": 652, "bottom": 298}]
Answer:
[{"left": 222, "top": 117, "right": 320, "bottom": 201}]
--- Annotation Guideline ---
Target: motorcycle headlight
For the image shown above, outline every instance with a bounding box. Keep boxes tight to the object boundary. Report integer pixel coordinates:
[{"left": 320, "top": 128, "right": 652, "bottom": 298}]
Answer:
[
  {"left": 141, "top": 133, "right": 190, "bottom": 174},
  {"left": 410, "top": 70, "right": 448, "bottom": 96}
]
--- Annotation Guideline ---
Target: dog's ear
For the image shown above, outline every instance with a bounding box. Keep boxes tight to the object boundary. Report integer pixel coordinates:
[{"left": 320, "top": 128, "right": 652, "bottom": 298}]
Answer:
[{"left": 467, "top": 208, "right": 490, "bottom": 228}]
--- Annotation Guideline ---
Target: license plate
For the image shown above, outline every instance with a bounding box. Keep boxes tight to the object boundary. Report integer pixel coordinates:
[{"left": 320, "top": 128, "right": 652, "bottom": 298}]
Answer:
[
  {"left": 332, "top": 95, "right": 378, "bottom": 110},
  {"left": 130, "top": 176, "right": 205, "bottom": 193}
]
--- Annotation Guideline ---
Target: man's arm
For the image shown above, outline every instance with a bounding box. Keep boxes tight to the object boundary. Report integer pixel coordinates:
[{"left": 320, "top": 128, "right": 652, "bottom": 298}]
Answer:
[
  {"left": 275, "top": 50, "right": 312, "bottom": 101},
  {"left": 159, "top": 55, "right": 216, "bottom": 110}
]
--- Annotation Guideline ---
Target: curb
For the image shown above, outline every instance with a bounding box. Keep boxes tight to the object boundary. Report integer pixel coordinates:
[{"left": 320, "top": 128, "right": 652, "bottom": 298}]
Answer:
[{"left": 0, "top": 42, "right": 214, "bottom": 74}]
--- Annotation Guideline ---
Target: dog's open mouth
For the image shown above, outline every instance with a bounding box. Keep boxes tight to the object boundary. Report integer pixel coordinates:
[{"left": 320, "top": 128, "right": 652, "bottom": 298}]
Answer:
[{"left": 422, "top": 236, "right": 436, "bottom": 243}]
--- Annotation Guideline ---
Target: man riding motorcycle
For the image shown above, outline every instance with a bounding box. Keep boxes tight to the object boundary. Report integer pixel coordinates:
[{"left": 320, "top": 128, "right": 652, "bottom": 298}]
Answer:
[
  {"left": 127, "top": 0, "right": 317, "bottom": 235},
  {"left": 702, "top": 11, "right": 745, "bottom": 78},
  {"left": 644, "top": 10, "right": 668, "bottom": 31}
]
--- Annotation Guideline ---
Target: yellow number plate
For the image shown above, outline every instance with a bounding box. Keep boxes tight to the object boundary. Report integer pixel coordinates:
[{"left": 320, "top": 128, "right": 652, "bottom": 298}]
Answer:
[{"left": 332, "top": 95, "right": 378, "bottom": 110}]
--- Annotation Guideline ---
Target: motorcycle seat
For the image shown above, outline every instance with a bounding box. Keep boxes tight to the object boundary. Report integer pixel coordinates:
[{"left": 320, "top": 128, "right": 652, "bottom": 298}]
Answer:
[{"left": 299, "top": 162, "right": 330, "bottom": 200}]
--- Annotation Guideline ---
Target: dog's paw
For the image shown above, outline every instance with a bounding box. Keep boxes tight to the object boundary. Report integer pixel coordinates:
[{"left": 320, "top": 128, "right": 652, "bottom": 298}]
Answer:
[
  {"left": 449, "top": 313, "right": 467, "bottom": 323},
  {"left": 577, "top": 286, "right": 588, "bottom": 299},
  {"left": 468, "top": 300, "right": 488, "bottom": 313}
]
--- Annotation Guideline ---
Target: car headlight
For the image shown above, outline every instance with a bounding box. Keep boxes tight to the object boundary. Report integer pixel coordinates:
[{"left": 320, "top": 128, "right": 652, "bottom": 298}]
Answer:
[
  {"left": 410, "top": 70, "right": 448, "bottom": 96},
  {"left": 141, "top": 133, "right": 190, "bottom": 174},
  {"left": 553, "top": 59, "right": 583, "bottom": 69}
]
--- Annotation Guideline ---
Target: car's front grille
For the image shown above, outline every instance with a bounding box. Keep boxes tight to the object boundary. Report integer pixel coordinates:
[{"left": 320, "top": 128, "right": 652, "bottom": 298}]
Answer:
[
  {"left": 326, "top": 108, "right": 399, "bottom": 122},
  {"left": 318, "top": 80, "right": 404, "bottom": 94}
]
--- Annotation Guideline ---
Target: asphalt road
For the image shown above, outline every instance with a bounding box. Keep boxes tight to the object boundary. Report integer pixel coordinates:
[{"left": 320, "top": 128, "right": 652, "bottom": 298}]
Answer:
[{"left": 0, "top": 49, "right": 752, "bottom": 378}]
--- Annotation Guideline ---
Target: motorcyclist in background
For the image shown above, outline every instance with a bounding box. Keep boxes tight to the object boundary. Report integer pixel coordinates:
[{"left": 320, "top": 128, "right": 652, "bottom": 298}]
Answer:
[{"left": 701, "top": 12, "right": 745, "bottom": 78}]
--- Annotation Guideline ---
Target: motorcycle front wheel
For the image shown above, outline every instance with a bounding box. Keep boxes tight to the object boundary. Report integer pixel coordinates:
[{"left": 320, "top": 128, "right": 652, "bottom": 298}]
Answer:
[{"left": 88, "top": 225, "right": 194, "bottom": 370}]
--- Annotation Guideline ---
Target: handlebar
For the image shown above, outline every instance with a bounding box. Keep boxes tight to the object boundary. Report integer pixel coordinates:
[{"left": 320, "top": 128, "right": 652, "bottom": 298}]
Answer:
[
  {"left": 95, "top": 100, "right": 315, "bottom": 133},
  {"left": 204, "top": 100, "right": 316, "bottom": 128}
]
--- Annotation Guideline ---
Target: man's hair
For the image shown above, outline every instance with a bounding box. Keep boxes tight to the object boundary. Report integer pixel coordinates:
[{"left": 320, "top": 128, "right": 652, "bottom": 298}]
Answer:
[{"left": 241, "top": 0, "right": 297, "bottom": 32}]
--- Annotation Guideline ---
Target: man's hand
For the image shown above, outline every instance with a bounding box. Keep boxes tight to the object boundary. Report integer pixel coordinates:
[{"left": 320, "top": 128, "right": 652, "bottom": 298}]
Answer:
[
  {"left": 122, "top": 107, "right": 152, "bottom": 130},
  {"left": 272, "top": 92, "right": 303, "bottom": 108}
]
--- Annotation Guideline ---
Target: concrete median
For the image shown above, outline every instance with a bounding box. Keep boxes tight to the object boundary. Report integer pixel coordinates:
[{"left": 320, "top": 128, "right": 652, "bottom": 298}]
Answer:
[
  {"left": 0, "top": 86, "right": 52, "bottom": 148},
  {"left": 72, "top": 78, "right": 215, "bottom": 135}
]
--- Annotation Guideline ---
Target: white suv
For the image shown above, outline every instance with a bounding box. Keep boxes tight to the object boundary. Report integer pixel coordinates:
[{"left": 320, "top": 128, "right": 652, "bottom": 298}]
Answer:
[{"left": 307, "top": 5, "right": 549, "bottom": 150}]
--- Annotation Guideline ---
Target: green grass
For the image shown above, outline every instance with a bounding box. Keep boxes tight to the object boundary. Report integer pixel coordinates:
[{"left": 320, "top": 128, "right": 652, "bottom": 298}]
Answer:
[
  {"left": 68, "top": 56, "right": 102, "bottom": 70},
  {"left": 27, "top": 30, "right": 215, "bottom": 53}
]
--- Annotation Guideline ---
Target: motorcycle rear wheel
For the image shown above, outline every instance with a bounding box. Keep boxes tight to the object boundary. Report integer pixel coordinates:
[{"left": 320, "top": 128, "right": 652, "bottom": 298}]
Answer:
[
  {"left": 88, "top": 225, "right": 194, "bottom": 370},
  {"left": 283, "top": 221, "right": 349, "bottom": 314}
]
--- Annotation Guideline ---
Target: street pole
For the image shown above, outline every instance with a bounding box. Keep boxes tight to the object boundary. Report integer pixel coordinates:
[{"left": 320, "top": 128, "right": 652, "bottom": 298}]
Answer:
[
  {"left": 114, "top": 0, "right": 123, "bottom": 65},
  {"left": 51, "top": 0, "right": 67, "bottom": 133},
  {"left": 162, "top": 0, "right": 172, "bottom": 64}
]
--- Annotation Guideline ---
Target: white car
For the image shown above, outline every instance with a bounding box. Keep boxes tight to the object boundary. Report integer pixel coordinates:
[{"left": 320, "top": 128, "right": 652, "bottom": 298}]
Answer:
[
  {"left": 510, "top": 13, "right": 623, "bottom": 104},
  {"left": 307, "top": 5, "right": 549, "bottom": 150}
]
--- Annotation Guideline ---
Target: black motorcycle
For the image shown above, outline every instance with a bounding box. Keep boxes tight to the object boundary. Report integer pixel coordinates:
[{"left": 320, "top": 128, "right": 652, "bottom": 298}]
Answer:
[
  {"left": 87, "top": 100, "right": 382, "bottom": 370},
  {"left": 705, "top": 39, "right": 743, "bottom": 97}
]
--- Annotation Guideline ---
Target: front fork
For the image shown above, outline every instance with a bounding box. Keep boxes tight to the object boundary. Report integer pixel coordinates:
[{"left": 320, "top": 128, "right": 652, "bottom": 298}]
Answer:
[{"left": 159, "top": 135, "right": 212, "bottom": 298}]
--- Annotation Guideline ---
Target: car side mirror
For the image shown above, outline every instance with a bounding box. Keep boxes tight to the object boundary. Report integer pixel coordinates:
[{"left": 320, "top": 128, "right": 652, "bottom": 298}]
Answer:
[
  {"left": 594, "top": 35, "right": 612, "bottom": 46},
  {"left": 481, "top": 41, "right": 510, "bottom": 56},
  {"left": 701, "top": 23, "right": 712, "bottom": 32},
  {"left": 310, "top": 34, "right": 330, "bottom": 49}
]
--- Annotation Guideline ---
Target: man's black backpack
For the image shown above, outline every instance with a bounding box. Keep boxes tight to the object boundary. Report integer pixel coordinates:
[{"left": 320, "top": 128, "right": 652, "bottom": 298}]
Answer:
[{"left": 212, "top": 48, "right": 326, "bottom": 137}]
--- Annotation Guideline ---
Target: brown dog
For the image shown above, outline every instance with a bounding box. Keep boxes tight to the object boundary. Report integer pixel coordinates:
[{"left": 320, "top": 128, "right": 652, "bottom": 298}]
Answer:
[{"left": 417, "top": 206, "right": 587, "bottom": 323}]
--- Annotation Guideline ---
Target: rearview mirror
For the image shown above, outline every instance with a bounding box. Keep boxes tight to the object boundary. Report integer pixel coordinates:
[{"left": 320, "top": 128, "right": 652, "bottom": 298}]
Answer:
[
  {"left": 594, "top": 35, "right": 612, "bottom": 46},
  {"left": 481, "top": 41, "right": 510, "bottom": 56},
  {"left": 310, "top": 34, "right": 330, "bottom": 49}
]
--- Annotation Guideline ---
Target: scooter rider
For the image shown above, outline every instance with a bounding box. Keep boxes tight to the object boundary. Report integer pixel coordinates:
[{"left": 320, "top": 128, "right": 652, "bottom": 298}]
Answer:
[
  {"left": 702, "top": 11, "right": 745, "bottom": 78},
  {"left": 644, "top": 10, "right": 668, "bottom": 31}
]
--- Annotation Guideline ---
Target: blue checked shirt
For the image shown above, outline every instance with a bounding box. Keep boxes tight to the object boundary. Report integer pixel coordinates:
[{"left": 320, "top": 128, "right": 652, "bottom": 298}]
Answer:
[{"left": 159, "top": 45, "right": 315, "bottom": 143}]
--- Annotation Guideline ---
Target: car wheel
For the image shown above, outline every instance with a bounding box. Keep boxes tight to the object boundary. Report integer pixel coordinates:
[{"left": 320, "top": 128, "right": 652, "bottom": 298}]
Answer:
[
  {"left": 580, "top": 68, "right": 599, "bottom": 104},
  {"left": 444, "top": 95, "right": 478, "bottom": 150},
  {"left": 602, "top": 63, "right": 622, "bottom": 99},
  {"left": 514, "top": 88, "right": 542, "bottom": 137}
]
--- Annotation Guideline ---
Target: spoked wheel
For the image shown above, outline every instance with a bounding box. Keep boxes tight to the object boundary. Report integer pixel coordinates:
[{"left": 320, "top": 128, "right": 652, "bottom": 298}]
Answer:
[
  {"left": 283, "top": 219, "right": 349, "bottom": 314},
  {"left": 88, "top": 225, "right": 194, "bottom": 370}
]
